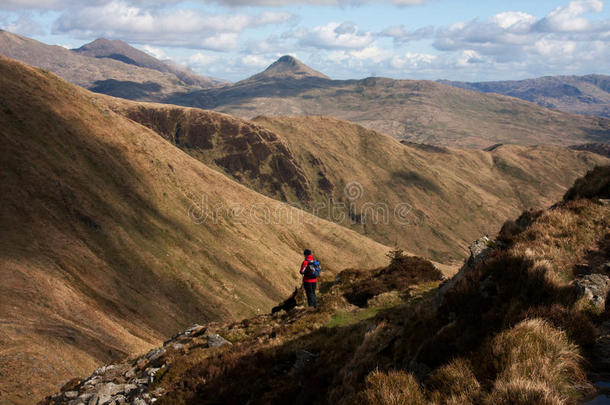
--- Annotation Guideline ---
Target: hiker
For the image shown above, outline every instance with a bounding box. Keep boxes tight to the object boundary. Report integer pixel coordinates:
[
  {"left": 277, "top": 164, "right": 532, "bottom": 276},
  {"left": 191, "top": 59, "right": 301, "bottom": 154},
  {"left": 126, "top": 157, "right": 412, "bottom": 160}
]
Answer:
[{"left": 300, "top": 249, "right": 318, "bottom": 308}]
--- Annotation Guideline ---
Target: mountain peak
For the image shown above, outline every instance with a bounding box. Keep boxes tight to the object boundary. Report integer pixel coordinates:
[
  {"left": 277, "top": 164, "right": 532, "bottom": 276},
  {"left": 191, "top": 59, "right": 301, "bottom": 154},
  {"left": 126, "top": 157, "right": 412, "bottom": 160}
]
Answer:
[{"left": 247, "top": 55, "right": 330, "bottom": 81}]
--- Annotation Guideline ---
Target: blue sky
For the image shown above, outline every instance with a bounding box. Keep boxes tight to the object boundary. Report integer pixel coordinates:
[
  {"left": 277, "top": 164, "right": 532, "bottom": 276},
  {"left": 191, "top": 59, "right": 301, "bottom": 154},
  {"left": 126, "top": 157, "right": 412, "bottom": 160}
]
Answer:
[{"left": 1, "top": 0, "right": 609, "bottom": 82}]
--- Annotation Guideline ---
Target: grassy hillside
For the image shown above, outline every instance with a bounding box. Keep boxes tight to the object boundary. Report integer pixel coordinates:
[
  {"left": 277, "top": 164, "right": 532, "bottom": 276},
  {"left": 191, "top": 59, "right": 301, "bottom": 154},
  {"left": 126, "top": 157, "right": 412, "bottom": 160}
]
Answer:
[
  {"left": 0, "top": 56, "right": 391, "bottom": 403},
  {"left": 100, "top": 98, "right": 608, "bottom": 263},
  {"left": 166, "top": 57, "right": 610, "bottom": 148},
  {"left": 43, "top": 166, "right": 610, "bottom": 404}
]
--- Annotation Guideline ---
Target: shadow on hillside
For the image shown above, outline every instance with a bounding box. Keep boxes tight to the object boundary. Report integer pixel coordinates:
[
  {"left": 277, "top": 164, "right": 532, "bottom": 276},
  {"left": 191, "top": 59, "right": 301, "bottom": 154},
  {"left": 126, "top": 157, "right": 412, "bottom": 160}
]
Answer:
[
  {"left": 159, "top": 320, "right": 378, "bottom": 405},
  {"left": 0, "top": 82, "right": 229, "bottom": 343},
  {"left": 163, "top": 77, "right": 334, "bottom": 109},
  {"left": 90, "top": 79, "right": 162, "bottom": 99}
]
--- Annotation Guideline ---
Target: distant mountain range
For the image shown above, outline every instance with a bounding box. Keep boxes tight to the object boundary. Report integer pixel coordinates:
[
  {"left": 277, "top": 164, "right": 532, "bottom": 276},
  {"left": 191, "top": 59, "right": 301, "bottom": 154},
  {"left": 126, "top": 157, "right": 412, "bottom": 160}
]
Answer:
[
  {"left": 440, "top": 75, "right": 610, "bottom": 119},
  {"left": 1, "top": 30, "right": 608, "bottom": 149},
  {"left": 0, "top": 30, "right": 222, "bottom": 100},
  {"left": 167, "top": 55, "right": 610, "bottom": 148}
]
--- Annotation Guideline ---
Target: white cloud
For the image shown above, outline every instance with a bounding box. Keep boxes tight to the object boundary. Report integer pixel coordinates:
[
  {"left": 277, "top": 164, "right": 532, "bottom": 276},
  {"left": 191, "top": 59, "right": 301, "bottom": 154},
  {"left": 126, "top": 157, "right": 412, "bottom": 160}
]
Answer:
[
  {"left": 52, "top": 1, "right": 294, "bottom": 50},
  {"left": 293, "top": 22, "right": 375, "bottom": 50},
  {"left": 349, "top": 45, "right": 392, "bottom": 62},
  {"left": 391, "top": 52, "right": 436, "bottom": 69},
  {"left": 456, "top": 49, "right": 485, "bottom": 67},
  {"left": 0, "top": 0, "right": 434, "bottom": 10},
  {"left": 381, "top": 25, "right": 434, "bottom": 43},
  {"left": 490, "top": 11, "right": 536, "bottom": 30},
  {"left": 142, "top": 45, "right": 167, "bottom": 60},
  {"left": 0, "top": 14, "right": 45, "bottom": 36},
  {"left": 188, "top": 52, "right": 220, "bottom": 67},
  {"left": 240, "top": 54, "right": 275, "bottom": 68},
  {"left": 535, "top": 0, "right": 604, "bottom": 32}
]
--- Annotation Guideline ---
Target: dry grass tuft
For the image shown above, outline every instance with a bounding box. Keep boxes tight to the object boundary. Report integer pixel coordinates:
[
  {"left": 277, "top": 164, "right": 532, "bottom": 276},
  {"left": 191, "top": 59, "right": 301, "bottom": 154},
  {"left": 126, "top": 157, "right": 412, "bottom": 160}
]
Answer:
[
  {"left": 427, "top": 358, "right": 481, "bottom": 404},
  {"left": 361, "top": 369, "right": 426, "bottom": 405},
  {"left": 508, "top": 200, "right": 610, "bottom": 281},
  {"left": 487, "top": 318, "right": 591, "bottom": 403},
  {"left": 487, "top": 378, "right": 564, "bottom": 405}
]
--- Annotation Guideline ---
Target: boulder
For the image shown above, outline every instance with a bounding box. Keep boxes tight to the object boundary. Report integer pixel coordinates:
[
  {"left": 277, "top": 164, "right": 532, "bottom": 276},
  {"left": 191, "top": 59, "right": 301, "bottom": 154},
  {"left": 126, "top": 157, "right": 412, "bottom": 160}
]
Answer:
[
  {"left": 573, "top": 274, "right": 610, "bottom": 310},
  {"left": 435, "top": 236, "right": 499, "bottom": 307},
  {"left": 207, "top": 333, "right": 231, "bottom": 348}
]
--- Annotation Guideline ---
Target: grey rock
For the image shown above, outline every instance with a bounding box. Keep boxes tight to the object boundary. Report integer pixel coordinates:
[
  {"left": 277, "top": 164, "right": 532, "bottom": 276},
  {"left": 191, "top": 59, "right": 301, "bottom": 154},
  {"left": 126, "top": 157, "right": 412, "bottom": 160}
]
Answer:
[
  {"left": 132, "top": 399, "right": 147, "bottom": 405},
  {"left": 90, "top": 382, "right": 123, "bottom": 405},
  {"left": 111, "top": 394, "right": 127, "bottom": 404},
  {"left": 84, "top": 376, "right": 101, "bottom": 386},
  {"left": 65, "top": 391, "right": 79, "bottom": 399},
  {"left": 207, "top": 333, "right": 231, "bottom": 348},
  {"left": 573, "top": 274, "right": 610, "bottom": 310},
  {"left": 144, "top": 348, "right": 165, "bottom": 361},
  {"left": 94, "top": 365, "right": 116, "bottom": 376},
  {"left": 88, "top": 393, "right": 100, "bottom": 405},
  {"left": 120, "top": 384, "right": 138, "bottom": 395},
  {"left": 124, "top": 368, "right": 136, "bottom": 379},
  {"left": 467, "top": 235, "right": 496, "bottom": 267},
  {"left": 435, "top": 236, "right": 499, "bottom": 307}
]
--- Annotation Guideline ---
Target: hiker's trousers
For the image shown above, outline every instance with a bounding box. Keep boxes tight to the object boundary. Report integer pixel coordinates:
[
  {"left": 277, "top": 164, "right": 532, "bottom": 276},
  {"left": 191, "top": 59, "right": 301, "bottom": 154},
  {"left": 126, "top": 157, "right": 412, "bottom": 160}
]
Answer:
[{"left": 304, "top": 282, "right": 317, "bottom": 307}]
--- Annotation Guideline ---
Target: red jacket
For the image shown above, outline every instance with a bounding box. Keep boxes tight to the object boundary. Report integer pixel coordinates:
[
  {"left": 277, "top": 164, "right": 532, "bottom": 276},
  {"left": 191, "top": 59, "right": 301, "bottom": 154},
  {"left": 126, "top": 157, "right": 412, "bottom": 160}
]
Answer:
[{"left": 300, "top": 254, "right": 317, "bottom": 283}]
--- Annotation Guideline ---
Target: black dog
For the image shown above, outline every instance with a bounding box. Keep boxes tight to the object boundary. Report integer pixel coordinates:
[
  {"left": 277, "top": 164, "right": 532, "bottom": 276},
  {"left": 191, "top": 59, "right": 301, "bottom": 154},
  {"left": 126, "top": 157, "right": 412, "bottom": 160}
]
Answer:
[{"left": 271, "top": 287, "right": 302, "bottom": 314}]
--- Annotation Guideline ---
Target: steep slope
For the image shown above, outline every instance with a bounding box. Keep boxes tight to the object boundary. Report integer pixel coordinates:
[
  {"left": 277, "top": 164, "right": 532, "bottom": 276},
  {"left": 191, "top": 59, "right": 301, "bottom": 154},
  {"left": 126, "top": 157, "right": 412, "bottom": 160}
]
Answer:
[
  {"left": 0, "top": 56, "right": 391, "bottom": 404},
  {"left": 166, "top": 57, "right": 610, "bottom": 148},
  {"left": 73, "top": 38, "right": 221, "bottom": 88},
  {"left": 100, "top": 97, "right": 609, "bottom": 263},
  {"left": 0, "top": 30, "right": 211, "bottom": 101},
  {"left": 43, "top": 166, "right": 610, "bottom": 405},
  {"left": 441, "top": 74, "right": 610, "bottom": 119}
]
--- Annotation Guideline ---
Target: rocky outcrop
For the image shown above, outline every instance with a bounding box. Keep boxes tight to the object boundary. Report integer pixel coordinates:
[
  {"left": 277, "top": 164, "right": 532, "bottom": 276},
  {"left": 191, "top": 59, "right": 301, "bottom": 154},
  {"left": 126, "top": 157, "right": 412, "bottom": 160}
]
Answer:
[
  {"left": 42, "top": 324, "right": 224, "bottom": 405},
  {"left": 573, "top": 274, "right": 610, "bottom": 311},
  {"left": 435, "top": 236, "right": 499, "bottom": 306}
]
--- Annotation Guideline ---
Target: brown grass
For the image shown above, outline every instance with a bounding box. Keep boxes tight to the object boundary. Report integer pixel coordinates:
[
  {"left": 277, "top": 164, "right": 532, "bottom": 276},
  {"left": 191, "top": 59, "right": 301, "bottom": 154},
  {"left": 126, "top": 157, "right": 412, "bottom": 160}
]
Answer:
[
  {"left": 361, "top": 370, "right": 425, "bottom": 405},
  {"left": 427, "top": 358, "right": 481, "bottom": 404},
  {"left": 486, "top": 318, "right": 591, "bottom": 403}
]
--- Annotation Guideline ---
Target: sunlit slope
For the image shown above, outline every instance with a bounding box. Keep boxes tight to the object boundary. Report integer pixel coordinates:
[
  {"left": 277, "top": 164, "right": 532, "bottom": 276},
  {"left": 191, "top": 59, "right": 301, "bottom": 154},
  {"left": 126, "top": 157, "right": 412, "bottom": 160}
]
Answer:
[
  {"left": 100, "top": 97, "right": 608, "bottom": 263},
  {"left": 0, "top": 56, "right": 390, "bottom": 403}
]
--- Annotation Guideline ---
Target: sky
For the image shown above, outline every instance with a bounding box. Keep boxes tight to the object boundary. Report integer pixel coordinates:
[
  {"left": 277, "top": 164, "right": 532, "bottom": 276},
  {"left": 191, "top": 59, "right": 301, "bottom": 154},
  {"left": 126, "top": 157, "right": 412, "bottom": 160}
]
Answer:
[{"left": 1, "top": 0, "right": 609, "bottom": 82}]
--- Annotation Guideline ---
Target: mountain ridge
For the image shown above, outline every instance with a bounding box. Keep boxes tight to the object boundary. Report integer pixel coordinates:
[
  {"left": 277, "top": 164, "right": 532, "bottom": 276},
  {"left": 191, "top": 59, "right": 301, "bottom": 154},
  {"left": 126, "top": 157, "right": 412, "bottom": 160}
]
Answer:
[
  {"left": 73, "top": 37, "right": 222, "bottom": 88},
  {"left": 440, "top": 74, "right": 610, "bottom": 118},
  {"left": 166, "top": 57, "right": 610, "bottom": 148},
  {"left": 0, "top": 30, "right": 218, "bottom": 101}
]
